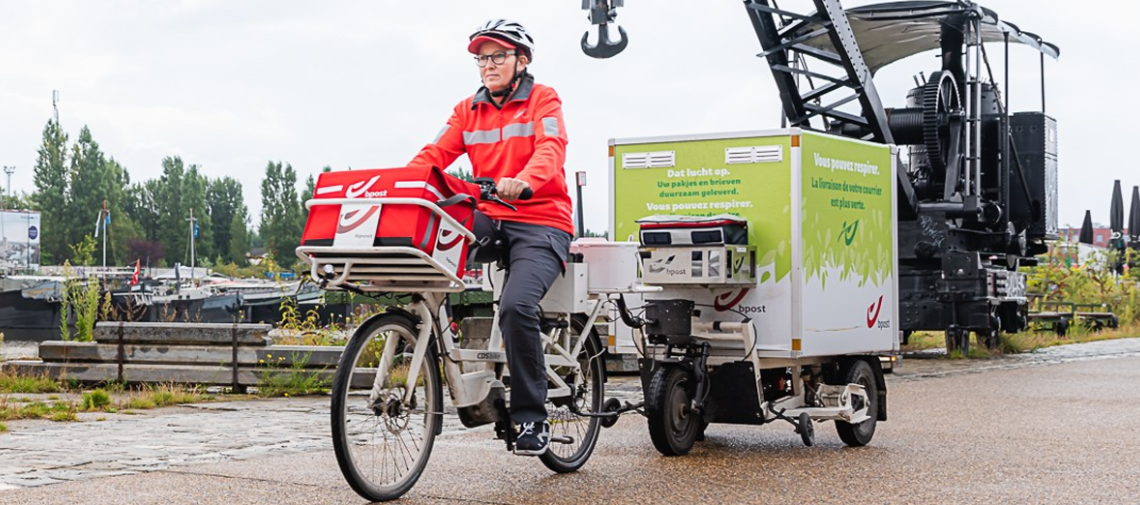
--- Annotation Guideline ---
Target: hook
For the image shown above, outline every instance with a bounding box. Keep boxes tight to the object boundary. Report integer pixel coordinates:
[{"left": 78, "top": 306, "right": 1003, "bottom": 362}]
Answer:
[
  {"left": 581, "top": 0, "right": 628, "bottom": 59},
  {"left": 582, "top": 23, "right": 629, "bottom": 59}
]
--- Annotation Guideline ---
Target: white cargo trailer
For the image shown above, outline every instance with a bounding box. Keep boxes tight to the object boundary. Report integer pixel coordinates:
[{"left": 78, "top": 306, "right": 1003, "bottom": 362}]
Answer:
[{"left": 601, "top": 128, "right": 899, "bottom": 453}]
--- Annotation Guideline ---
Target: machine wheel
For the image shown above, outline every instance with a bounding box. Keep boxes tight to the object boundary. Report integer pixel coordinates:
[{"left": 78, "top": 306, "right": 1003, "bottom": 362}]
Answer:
[
  {"left": 978, "top": 316, "right": 1001, "bottom": 350},
  {"left": 922, "top": 70, "right": 963, "bottom": 174},
  {"left": 1055, "top": 319, "right": 1069, "bottom": 337},
  {"left": 645, "top": 365, "right": 700, "bottom": 456},
  {"left": 945, "top": 328, "right": 970, "bottom": 355},
  {"left": 834, "top": 360, "right": 879, "bottom": 447}
]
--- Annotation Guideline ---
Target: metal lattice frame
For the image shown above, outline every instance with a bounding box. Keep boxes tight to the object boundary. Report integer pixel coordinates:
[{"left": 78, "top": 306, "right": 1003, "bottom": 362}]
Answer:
[{"left": 744, "top": 0, "right": 916, "bottom": 218}]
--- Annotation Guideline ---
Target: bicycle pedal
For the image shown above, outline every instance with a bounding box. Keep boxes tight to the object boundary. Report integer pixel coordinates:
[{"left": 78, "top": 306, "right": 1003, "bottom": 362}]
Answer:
[{"left": 550, "top": 435, "right": 575, "bottom": 445}]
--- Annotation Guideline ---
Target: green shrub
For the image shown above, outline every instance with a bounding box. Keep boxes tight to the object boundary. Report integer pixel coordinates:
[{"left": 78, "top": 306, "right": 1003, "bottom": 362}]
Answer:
[{"left": 83, "top": 389, "right": 112, "bottom": 410}]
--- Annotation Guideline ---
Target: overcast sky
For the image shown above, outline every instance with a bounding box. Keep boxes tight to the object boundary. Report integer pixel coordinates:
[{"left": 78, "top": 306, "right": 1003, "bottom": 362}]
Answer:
[{"left": 0, "top": 0, "right": 1134, "bottom": 235}]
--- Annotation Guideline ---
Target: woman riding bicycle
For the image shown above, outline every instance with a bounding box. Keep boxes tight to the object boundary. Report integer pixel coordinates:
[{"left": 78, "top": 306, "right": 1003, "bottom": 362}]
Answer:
[{"left": 408, "top": 18, "right": 574, "bottom": 456}]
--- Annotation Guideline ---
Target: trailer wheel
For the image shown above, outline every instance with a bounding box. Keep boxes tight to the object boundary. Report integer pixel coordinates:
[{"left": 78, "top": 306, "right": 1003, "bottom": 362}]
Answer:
[
  {"left": 645, "top": 365, "right": 699, "bottom": 456},
  {"left": 834, "top": 360, "right": 879, "bottom": 447}
]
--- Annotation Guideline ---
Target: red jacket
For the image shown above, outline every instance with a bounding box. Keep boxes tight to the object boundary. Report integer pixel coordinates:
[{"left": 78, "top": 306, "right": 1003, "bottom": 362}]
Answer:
[{"left": 410, "top": 75, "right": 575, "bottom": 236}]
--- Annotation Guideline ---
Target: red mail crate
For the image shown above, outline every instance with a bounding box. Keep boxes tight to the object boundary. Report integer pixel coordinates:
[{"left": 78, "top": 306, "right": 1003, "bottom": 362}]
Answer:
[{"left": 300, "top": 166, "right": 480, "bottom": 276}]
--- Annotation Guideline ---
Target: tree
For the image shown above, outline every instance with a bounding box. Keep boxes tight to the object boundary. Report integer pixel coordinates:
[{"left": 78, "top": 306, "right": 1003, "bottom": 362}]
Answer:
[
  {"left": 259, "top": 161, "right": 302, "bottom": 266},
  {"left": 207, "top": 177, "right": 245, "bottom": 263},
  {"left": 126, "top": 238, "right": 166, "bottom": 266},
  {"left": 66, "top": 127, "right": 137, "bottom": 266},
  {"left": 453, "top": 166, "right": 475, "bottom": 183},
  {"left": 228, "top": 206, "right": 251, "bottom": 266},
  {"left": 183, "top": 164, "right": 214, "bottom": 263},
  {"left": 31, "top": 120, "right": 70, "bottom": 264},
  {"left": 0, "top": 190, "right": 33, "bottom": 210},
  {"left": 155, "top": 157, "right": 187, "bottom": 266},
  {"left": 302, "top": 174, "right": 316, "bottom": 205},
  {"left": 69, "top": 234, "right": 97, "bottom": 267},
  {"left": 297, "top": 166, "right": 332, "bottom": 237},
  {"left": 124, "top": 180, "right": 163, "bottom": 242},
  {"left": 103, "top": 158, "right": 144, "bottom": 265}
]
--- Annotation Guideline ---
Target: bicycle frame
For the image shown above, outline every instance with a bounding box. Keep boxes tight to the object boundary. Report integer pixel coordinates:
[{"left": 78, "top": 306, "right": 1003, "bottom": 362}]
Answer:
[
  {"left": 298, "top": 192, "right": 610, "bottom": 414},
  {"left": 371, "top": 289, "right": 608, "bottom": 411}
]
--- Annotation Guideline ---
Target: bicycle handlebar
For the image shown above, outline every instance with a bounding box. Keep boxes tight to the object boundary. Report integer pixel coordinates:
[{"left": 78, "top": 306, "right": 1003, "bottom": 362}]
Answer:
[{"left": 471, "top": 177, "right": 532, "bottom": 211}]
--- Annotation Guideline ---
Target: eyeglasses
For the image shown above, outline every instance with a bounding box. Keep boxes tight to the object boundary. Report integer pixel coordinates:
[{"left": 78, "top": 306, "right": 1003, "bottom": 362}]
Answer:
[{"left": 474, "top": 51, "right": 516, "bottom": 68}]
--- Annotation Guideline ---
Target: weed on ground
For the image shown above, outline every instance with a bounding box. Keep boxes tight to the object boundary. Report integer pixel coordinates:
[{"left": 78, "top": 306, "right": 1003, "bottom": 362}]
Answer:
[
  {"left": 0, "top": 371, "right": 61, "bottom": 394},
  {"left": 0, "top": 382, "right": 212, "bottom": 427},
  {"left": 904, "top": 323, "right": 1140, "bottom": 357},
  {"left": 256, "top": 352, "right": 330, "bottom": 397}
]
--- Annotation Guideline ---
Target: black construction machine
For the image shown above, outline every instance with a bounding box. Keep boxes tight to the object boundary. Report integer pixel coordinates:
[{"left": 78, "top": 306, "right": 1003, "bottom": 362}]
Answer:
[{"left": 581, "top": 0, "right": 1059, "bottom": 352}]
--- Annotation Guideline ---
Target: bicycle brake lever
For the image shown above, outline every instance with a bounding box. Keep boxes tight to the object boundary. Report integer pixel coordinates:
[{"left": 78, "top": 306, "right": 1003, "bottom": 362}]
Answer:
[{"left": 493, "top": 198, "right": 518, "bottom": 212}]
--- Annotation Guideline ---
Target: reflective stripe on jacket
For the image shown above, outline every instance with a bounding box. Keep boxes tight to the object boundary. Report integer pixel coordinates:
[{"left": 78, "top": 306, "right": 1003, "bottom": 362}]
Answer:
[{"left": 410, "top": 75, "right": 574, "bottom": 236}]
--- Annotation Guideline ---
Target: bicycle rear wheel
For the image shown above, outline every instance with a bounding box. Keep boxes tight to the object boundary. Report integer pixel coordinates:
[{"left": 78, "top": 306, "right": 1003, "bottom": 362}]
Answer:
[
  {"left": 331, "top": 313, "right": 442, "bottom": 502},
  {"left": 540, "top": 316, "right": 606, "bottom": 473}
]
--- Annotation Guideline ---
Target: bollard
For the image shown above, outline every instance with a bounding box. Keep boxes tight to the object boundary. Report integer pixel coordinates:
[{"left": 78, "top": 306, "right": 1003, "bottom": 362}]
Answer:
[
  {"left": 231, "top": 323, "right": 241, "bottom": 393},
  {"left": 117, "top": 322, "right": 125, "bottom": 383}
]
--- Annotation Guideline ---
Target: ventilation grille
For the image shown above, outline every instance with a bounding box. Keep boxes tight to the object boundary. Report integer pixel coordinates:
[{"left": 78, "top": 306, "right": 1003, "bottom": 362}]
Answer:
[
  {"left": 725, "top": 145, "right": 783, "bottom": 165},
  {"left": 623, "top": 151, "right": 676, "bottom": 169}
]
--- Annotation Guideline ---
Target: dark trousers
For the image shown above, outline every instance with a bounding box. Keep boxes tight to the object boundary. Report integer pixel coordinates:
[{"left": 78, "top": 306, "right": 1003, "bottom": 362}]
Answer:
[{"left": 470, "top": 214, "right": 571, "bottom": 424}]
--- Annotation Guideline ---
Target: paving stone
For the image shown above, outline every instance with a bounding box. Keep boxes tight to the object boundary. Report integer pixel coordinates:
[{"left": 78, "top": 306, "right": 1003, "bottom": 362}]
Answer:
[{"left": 0, "top": 337, "right": 1137, "bottom": 493}]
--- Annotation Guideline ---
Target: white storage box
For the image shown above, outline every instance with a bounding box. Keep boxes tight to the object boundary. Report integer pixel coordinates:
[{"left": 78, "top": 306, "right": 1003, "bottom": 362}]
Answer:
[
  {"left": 485, "top": 262, "right": 590, "bottom": 314},
  {"left": 640, "top": 245, "right": 756, "bottom": 285},
  {"left": 540, "top": 263, "right": 589, "bottom": 313},
  {"left": 570, "top": 239, "right": 641, "bottom": 293}
]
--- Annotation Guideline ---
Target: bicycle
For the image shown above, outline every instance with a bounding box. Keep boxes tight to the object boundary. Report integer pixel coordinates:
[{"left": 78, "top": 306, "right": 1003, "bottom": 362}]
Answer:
[{"left": 296, "top": 173, "right": 621, "bottom": 502}]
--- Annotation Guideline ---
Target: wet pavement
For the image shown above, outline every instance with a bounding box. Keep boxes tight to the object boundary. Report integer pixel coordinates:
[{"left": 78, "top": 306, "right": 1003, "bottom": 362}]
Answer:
[{"left": 2, "top": 337, "right": 1140, "bottom": 503}]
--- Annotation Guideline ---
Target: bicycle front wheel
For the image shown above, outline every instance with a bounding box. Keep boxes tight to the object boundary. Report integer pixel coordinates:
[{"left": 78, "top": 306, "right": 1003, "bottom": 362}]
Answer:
[{"left": 331, "top": 313, "right": 442, "bottom": 502}]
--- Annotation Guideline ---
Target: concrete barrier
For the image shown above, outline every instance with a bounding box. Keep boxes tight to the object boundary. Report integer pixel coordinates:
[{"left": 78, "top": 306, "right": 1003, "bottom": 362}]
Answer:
[
  {"left": 3, "top": 322, "right": 346, "bottom": 390},
  {"left": 93, "top": 322, "right": 273, "bottom": 346}
]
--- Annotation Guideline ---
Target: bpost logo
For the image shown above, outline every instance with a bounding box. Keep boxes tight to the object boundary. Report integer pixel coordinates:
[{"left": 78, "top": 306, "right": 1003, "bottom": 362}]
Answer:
[
  {"left": 344, "top": 175, "right": 384, "bottom": 199},
  {"left": 731, "top": 254, "right": 746, "bottom": 276},
  {"left": 646, "top": 254, "right": 685, "bottom": 276},
  {"left": 437, "top": 227, "right": 464, "bottom": 251},
  {"left": 434, "top": 226, "right": 463, "bottom": 271},
  {"left": 713, "top": 288, "right": 765, "bottom": 315},
  {"left": 336, "top": 175, "right": 383, "bottom": 234},
  {"left": 866, "top": 294, "right": 889, "bottom": 329},
  {"left": 839, "top": 220, "right": 859, "bottom": 246},
  {"left": 336, "top": 207, "right": 380, "bottom": 234}
]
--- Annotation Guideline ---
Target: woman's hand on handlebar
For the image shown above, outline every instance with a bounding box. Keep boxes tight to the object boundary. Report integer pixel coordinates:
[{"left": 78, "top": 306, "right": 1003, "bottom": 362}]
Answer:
[
  {"left": 472, "top": 176, "right": 532, "bottom": 211},
  {"left": 496, "top": 177, "right": 532, "bottom": 201}
]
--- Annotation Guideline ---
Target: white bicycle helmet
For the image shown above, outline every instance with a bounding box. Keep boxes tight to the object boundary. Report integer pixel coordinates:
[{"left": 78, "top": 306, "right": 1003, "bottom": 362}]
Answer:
[{"left": 468, "top": 19, "right": 536, "bottom": 61}]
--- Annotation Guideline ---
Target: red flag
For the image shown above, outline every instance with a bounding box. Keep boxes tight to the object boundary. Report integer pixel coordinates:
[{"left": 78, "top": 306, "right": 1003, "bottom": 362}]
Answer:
[{"left": 131, "top": 259, "right": 141, "bottom": 285}]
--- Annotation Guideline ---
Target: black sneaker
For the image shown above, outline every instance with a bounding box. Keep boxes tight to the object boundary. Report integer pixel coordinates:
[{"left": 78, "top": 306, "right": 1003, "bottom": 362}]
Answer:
[{"left": 514, "top": 421, "right": 550, "bottom": 456}]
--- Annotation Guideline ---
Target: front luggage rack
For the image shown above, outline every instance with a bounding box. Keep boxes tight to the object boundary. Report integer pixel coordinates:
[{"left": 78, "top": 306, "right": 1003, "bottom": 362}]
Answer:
[
  {"left": 295, "top": 197, "right": 476, "bottom": 293},
  {"left": 297, "top": 246, "right": 467, "bottom": 293}
]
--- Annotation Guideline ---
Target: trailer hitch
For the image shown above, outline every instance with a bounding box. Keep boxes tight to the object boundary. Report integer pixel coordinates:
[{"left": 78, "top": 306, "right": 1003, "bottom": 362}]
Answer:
[
  {"left": 572, "top": 398, "right": 645, "bottom": 428},
  {"left": 581, "top": 0, "right": 628, "bottom": 58}
]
